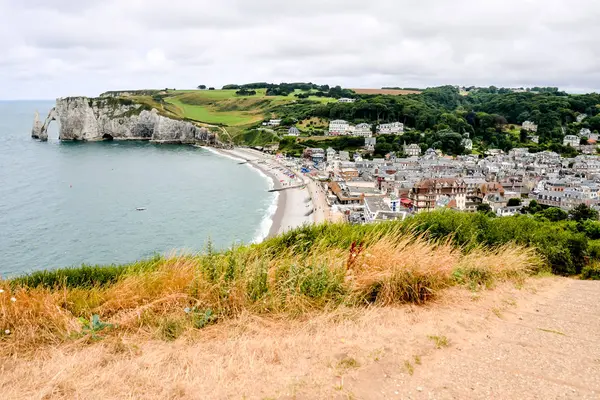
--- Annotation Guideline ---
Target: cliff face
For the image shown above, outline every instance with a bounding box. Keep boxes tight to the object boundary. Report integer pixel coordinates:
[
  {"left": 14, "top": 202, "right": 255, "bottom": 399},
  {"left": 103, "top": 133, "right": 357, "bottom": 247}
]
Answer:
[{"left": 32, "top": 97, "right": 215, "bottom": 144}]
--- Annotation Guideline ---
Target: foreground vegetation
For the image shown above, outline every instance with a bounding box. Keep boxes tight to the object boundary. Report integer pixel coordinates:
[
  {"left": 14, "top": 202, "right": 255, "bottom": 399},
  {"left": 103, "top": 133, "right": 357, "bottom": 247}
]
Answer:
[
  {"left": 7, "top": 209, "right": 600, "bottom": 354},
  {"left": 5, "top": 210, "right": 600, "bottom": 354}
]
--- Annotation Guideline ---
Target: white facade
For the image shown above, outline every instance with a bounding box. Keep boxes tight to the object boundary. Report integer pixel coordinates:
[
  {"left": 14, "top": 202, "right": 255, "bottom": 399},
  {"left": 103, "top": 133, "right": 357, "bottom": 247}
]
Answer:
[
  {"left": 580, "top": 128, "right": 592, "bottom": 137},
  {"left": 287, "top": 126, "right": 300, "bottom": 136},
  {"left": 377, "top": 122, "right": 404, "bottom": 134},
  {"left": 404, "top": 144, "right": 421, "bottom": 157},
  {"left": 522, "top": 121, "right": 538, "bottom": 132},
  {"left": 338, "top": 98, "right": 355, "bottom": 103},
  {"left": 354, "top": 123, "right": 372, "bottom": 137},
  {"left": 267, "top": 119, "right": 281, "bottom": 126},
  {"left": 364, "top": 137, "right": 376, "bottom": 151},
  {"left": 563, "top": 135, "right": 580, "bottom": 147},
  {"left": 461, "top": 138, "right": 473, "bottom": 150},
  {"left": 328, "top": 120, "right": 350, "bottom": 135}
]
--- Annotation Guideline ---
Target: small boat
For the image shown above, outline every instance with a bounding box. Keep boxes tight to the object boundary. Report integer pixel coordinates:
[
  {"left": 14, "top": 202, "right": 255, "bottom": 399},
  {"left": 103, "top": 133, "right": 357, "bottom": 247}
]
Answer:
[{"left": 136, "top": 207, "right": 147, "bottom": 211}]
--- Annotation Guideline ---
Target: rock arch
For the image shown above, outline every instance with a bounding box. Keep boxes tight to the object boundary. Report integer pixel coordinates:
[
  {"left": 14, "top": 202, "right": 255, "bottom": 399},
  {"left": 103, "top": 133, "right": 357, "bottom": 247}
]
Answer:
[{"left": 31, "top": 108, "right": 59, "bottom": 141}]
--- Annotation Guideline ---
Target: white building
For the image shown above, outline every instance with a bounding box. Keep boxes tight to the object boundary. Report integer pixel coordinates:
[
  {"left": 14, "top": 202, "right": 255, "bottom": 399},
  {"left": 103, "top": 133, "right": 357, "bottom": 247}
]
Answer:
[
  {"left": 461, "top": 138, "right": 473, "bottom": 151},
  {"left": 530, "top": 135, "right": 540, "bottom": 144},
  {"left": 328, "top": 120, "right": 350, "bottom": 135},
  {"left": 338, "top": 98, "right": 355, "bottom": 103},
  {"left": 403, "top": 143, "right": 421, "bottom": 157},
  {"left": 577, "top": 114, "right": 588, "bottom": 123},
  {"left": 579, "top": 128, "right": 592, "bottom": 137},
  {"left": 354, "top": 123, "right": 372, "bottom": 137},
  {"left": 287, "top": 126, "right": 300, "bottom": 137},
  {"left": 563, "top": 135, "right": 580, "bottom": 148},
  {"left": 326, "top": 147, "right": 337, "bottom": 161},
  {"left": 522, "top": 121, "right": 538, "bottom": 132},
  {"left": 364, "top": 137, "right": 376, "bottom": 151},
  {"left": 377, "top": 122, "right": 404, "bottom": 135},
  {"left": 267, "top": 119, "right": 281, "bottom": 126}
]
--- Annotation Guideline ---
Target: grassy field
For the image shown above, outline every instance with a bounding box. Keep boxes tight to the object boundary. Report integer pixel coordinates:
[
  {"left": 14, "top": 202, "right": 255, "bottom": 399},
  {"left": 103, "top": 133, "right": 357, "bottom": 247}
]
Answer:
[{"left": 139, "top": 89, "right": 337, "bottom": 127}]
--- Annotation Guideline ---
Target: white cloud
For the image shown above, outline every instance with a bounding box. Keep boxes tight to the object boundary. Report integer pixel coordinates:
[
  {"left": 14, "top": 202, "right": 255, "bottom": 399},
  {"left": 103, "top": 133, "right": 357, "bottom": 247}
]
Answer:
[{"left": 1, "top": 0, "right": 600, "bottom": 99}]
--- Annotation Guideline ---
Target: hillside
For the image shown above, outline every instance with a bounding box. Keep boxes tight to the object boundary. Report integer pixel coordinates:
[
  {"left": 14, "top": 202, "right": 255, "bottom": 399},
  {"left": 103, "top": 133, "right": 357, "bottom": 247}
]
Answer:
[
  {"left": 99, "top": 84, "right": 600, "bottom": 155},
  {"left": 105, "top": 88, "right": 336, "bottom": 139}
]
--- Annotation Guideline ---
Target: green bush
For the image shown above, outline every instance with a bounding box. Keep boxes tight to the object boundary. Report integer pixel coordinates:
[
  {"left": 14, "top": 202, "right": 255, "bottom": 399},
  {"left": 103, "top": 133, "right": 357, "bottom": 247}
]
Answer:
[
  {"left": 581, "top": 264, "right": 600, "bottom": 280},
  {"left": 11, "top": 255, "right": 164, "bottom": 289}
]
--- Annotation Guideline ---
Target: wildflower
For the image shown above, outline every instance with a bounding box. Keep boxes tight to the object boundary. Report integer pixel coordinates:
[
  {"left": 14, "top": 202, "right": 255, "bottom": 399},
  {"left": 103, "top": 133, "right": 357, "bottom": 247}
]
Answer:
[
  {"left": 10, "top": 297, "right": 16, "bottom": 302},
  {"left": 4, "top": 330, "right": 10, "bottom": 335},
  {"left": 0, "top": 289, "right": 4, "bottom": 293},
  {"left": 184, "top": 307, "right": 191, "bottom": 314}
]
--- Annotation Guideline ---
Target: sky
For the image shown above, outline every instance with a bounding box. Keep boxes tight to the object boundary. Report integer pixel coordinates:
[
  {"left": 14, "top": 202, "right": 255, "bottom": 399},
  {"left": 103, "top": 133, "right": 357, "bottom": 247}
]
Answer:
[{"left": 1, "top": 0, "right": 600, "bottom": 99}]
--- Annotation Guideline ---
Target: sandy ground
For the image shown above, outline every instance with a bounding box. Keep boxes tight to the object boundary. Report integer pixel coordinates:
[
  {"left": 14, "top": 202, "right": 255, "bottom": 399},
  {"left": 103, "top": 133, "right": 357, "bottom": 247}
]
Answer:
[
  {"left": 219, "top": 148, "right": 320, "bottom": 237},
  {"left": 2, "top": 277, "right": 598, "bottom": 399}
]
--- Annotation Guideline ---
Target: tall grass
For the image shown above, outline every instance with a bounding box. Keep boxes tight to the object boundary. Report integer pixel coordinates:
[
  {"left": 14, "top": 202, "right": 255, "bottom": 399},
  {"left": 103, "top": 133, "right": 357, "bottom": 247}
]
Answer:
[{"left": 0, "top": 226, "right": 542, "bottom": 354}]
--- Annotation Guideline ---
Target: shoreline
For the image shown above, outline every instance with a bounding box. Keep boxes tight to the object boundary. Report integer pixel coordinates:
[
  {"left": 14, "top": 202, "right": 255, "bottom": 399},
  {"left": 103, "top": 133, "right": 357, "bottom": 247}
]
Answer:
[
  {"left": 206, "top": 147, "right": 312, "bottom": 241},
  {"left": 206, "top": 147, "right": 314, "bottom": 243}
]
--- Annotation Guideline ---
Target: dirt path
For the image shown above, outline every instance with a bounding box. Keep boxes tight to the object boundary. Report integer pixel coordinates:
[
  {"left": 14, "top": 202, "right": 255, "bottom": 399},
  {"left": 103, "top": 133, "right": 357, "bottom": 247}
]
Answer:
[
  {"left": 3, "top": 278, "right": 598, "bottom": 399},
  {"left": 343, "top": 279, "right": 600, "bottom": 399}
]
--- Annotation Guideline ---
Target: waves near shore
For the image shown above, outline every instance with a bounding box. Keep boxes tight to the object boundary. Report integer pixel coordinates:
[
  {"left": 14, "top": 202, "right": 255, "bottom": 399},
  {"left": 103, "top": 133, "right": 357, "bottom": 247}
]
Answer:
[{"left": 201, "top": 146, "right": 279, "bottom": 243}]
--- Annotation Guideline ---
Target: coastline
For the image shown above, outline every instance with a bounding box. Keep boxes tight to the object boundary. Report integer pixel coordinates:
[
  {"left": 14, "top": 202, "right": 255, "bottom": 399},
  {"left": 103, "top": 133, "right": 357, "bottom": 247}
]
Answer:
[
  {"left": 205, "top": 147, "right": 313, "bottom": 242},
  {"left": 208, "top": 147, "right": 315, "bottom": 242}
]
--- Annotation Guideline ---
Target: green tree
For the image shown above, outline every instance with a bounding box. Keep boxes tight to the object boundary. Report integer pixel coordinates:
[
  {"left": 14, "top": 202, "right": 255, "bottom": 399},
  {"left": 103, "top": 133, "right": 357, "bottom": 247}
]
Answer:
[
  {"left": 477, "top": 203, "right": 492, "bottom": 213},
  {"left": 538, "top": 207, "right": 568, "bottom": 222},
  {"left": 197, "top": 85, "right": 207, "bottom": 90},
  {"left": 569, "top": 204, "right": 599, "bottom": 222},
  {"left": 520, "top": 129, "right": 528, "bottom": 143},
  {"left": 507, "top": 198, "right": 522, "bottom": 207}
]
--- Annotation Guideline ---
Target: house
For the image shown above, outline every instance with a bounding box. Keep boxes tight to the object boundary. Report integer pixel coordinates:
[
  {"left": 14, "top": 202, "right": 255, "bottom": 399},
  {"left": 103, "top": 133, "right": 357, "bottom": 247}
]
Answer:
[
  {"left": 303, "top": 148, "right": 325, "bottom": 163},
  {"left": 577, "top": 114, "right": 588, "bottom": 123},
  {"left": 461, "top": 138, "right": 473, "bottom": 151},
  {"left": 339, "top": 150, "right": 350, "bottom": 161},
  {"left": 338, "top": 98, "right": 355, "bottom": 103},
  {"left": 364, "top": 197, "right": 391, "bottom": 223},
  {"left": 354, "top": 123, "right": 372, "bottom": 137},
  {"left": 409, "top": 178, "right": 467, "bottom": 212},
  {"left": 563, "top": 135, "right": 580, "bottom": 148},
  {"left": 377, "top": 122, "right": 404, "bottom": 135},
  {"left": 581, "top": 145, "right": 597, "bottom": 155},
  {"left": 496, "top": 206, "right": 522, "bottom": 217},
  {"left": 328, "top": 181, "right": 362, "bottom": 205},
  {"left": 328, "top": 120, "right": 350, "bottom": 136},
  {"left": 579, "top": 128, "right": 592, "bottom": 137},
  {"left": 403, "top": 143, "right": 421, "bottom": 157},
  {"left": 522, "top": 121, "right": 538, "bottom": 132},
  {"left": 364, "top": 137, "right": 376, "bottom": 152},
  {"left": 530, "top": 135, "right": 540, "bottom": 144},
  {"left": 326, "top": 147, "right": 337, "bottom": 161},
  {"left": 287, "top": 126, "right": 300, "bottom": 137},
  {"left": 266, "top": 119, "right": 281, "bottom": 126}
]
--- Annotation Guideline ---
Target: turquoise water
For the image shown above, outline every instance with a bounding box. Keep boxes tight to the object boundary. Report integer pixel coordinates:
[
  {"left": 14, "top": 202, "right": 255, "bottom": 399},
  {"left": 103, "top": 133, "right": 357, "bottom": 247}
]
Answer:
[{"left": 0, "top": 101, "right": 275, "bottom": 276}]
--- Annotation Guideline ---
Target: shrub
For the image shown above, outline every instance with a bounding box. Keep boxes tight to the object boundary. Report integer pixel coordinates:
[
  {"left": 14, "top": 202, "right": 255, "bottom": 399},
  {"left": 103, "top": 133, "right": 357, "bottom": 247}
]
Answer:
[{"left": 581, "top": 264, "right": 600, "bottom": 280}]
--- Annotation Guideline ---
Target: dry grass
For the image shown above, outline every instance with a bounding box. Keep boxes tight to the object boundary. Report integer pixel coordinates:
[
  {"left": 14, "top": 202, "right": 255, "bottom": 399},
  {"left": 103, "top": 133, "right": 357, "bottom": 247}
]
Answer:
[
  {"left": 0, "top": 279, "right": 566, "bottom": 399},
  {"left": 0, "top": 235, "right": 541, "bottom": 356}
]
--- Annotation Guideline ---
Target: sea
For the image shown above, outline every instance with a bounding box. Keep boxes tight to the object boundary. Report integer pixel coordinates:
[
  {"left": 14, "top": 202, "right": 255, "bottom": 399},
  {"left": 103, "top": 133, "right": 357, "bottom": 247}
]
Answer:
[{"left": 0, "top": 101, "right": 277, "bottom": 277}]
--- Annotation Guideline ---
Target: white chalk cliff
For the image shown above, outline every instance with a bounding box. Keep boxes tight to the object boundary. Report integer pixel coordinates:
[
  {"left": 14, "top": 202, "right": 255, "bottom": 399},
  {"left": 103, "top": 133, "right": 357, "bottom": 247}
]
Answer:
[{"left": 32, "top": 97, "right": 214, "bottom": 144}]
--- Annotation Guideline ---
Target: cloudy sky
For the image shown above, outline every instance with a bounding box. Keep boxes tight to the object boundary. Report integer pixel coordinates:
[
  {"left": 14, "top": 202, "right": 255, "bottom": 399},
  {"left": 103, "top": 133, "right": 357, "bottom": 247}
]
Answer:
[{"left": 1, "top": 0, "right": 599, "bottom": 99}]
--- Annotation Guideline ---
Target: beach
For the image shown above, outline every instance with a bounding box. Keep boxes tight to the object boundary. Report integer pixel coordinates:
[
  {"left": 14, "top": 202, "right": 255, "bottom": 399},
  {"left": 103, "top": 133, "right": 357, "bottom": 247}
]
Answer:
[{"left": 215, "top": 147, "right": 317, "bottom": 239}]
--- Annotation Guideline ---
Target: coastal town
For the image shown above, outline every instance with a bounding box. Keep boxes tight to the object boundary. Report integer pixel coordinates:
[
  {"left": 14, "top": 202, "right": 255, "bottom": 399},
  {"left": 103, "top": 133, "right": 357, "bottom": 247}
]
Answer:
[{"left": 235, "top": 117, "right": 600, "bottom": 232}]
